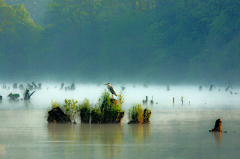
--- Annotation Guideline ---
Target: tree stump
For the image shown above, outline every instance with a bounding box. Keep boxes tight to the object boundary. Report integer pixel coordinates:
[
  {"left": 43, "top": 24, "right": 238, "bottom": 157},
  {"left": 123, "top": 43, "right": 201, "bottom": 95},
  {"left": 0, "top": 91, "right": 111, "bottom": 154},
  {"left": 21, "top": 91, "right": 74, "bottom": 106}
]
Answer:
[
  {"left": 47, "top": 107, "right": 71, "bottom": 124},
  {"left": 211, "top": 118, "right": 222, "bottom": 132}
]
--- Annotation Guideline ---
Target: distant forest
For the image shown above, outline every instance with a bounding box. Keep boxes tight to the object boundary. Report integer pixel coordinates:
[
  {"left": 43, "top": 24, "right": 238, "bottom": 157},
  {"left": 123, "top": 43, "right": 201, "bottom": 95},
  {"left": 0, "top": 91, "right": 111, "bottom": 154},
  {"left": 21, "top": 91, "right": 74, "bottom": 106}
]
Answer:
[{"left": 0, "top": 0, "right": 240, "bottom": 84}]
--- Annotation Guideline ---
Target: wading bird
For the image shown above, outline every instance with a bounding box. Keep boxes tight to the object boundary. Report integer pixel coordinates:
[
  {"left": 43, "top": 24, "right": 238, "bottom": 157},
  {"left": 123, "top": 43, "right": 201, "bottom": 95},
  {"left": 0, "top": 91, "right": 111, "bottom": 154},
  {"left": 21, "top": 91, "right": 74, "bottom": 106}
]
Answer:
[{"left": 105, "top": 83, "right": 117, "bottom": 98}]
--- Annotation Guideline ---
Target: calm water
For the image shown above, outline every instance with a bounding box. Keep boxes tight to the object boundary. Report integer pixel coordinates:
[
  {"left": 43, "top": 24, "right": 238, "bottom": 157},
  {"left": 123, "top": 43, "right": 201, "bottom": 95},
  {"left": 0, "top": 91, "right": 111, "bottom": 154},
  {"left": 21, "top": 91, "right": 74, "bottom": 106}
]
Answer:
[{"left": 0, "top": 84, "right": 240, "bottom": 158}]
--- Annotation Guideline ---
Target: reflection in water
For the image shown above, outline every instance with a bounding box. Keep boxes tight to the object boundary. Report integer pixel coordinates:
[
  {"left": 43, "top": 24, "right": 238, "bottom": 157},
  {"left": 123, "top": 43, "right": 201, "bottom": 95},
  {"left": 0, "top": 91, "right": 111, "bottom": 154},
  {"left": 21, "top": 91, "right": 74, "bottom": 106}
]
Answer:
[
  {"left": 0, "top": 144, "right": 6, "bottom": 156},
  {"left": 47, "top": 124, "right": 124, "bottom": 159},
  {"left": 129, "top": 124, "right": 151, "bottom": 144},
  {"left": 213, "top": 132, "right": 222, "bottom": 148},
  {"left": 47, "top": 124, "right": 78, "bottom": 158},
  {"left": 90, "top": 124, "right": 124, "bottom": 159},
  {"left": 23, "top": 100, "right": 32, "bottom": 108}
]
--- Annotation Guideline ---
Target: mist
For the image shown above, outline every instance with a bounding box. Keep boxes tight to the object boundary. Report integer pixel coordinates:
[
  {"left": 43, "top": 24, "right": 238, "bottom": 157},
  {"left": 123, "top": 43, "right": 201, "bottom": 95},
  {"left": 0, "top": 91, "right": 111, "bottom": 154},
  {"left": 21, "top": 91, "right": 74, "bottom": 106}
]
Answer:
[{"left": 1, "top": 83, "right": 239, "bottom": 111}]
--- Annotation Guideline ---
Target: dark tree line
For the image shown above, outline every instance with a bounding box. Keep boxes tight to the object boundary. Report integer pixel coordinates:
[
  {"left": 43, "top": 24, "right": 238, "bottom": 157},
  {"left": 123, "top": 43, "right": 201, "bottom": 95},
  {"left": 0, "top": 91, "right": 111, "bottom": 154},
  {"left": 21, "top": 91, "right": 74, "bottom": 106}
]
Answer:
[{"left": 1, "top": 0, "right": 240, "bottom": 84}]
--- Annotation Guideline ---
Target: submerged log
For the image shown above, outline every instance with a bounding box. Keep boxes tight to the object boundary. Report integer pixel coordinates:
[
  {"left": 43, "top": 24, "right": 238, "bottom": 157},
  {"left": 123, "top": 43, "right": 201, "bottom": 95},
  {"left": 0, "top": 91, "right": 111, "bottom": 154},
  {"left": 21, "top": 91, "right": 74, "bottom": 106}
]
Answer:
[{"left": 47, "top": 107, "right": 71, "bottom": 124}]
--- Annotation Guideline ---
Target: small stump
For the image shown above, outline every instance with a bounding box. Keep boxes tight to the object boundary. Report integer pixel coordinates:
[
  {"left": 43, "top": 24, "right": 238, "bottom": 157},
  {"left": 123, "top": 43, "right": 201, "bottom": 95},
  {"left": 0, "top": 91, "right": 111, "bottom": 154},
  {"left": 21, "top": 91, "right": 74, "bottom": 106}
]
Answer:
[
  {"left": 210, "top": 118, "right": 223, "bottom": 132},
  {"left": 47, "top": 107, "right": 71, "bottom": 124},
  {"left": 128, "top": 108, "right": 151, "bottom": 124}
]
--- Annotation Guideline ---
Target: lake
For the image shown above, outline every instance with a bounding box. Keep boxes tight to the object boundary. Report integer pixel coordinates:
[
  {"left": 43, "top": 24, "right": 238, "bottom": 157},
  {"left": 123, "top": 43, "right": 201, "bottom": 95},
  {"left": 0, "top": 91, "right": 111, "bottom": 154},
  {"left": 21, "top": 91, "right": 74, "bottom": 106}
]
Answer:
[{"left": 0, "top": 84, "right": 239, "bottom": 158}]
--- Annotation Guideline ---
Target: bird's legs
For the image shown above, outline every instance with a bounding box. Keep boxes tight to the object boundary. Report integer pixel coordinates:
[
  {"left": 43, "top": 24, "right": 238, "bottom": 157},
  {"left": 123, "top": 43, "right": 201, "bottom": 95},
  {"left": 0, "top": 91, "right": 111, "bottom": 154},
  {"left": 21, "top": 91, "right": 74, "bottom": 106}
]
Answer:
[{"left": 112, "top": 94, "right": 113, "bottom": 98}]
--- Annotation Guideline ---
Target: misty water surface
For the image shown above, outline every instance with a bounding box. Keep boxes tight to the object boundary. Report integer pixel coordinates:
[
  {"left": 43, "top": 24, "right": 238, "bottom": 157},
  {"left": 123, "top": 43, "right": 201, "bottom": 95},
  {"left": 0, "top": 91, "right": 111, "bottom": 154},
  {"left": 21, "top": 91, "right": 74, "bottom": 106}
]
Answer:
[{"left": 0, "top": 84, "right": 240, "bottom": 158}]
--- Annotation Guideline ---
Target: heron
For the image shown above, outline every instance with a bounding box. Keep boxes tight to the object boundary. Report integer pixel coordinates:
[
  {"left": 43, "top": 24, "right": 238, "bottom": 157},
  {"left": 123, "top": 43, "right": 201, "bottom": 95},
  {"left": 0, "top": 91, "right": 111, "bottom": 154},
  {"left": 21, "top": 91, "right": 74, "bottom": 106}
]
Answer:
[{"left": 105, "top": 83, "right": 117, "bottom": 98}]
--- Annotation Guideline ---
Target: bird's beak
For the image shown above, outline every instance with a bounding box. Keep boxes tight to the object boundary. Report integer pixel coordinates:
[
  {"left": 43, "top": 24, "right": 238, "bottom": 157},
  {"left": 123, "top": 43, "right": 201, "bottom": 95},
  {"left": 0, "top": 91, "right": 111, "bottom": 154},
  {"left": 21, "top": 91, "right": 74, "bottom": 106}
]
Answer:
[{"left": 104, "top": 84, "right": 107, "bottom": 85}]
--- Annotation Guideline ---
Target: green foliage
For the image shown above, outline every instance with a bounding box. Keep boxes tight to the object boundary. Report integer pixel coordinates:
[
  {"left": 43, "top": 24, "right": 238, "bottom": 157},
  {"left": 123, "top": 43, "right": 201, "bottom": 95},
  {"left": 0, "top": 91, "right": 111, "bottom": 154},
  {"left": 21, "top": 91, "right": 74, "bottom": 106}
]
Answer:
[
  {"left": 47, "top": 99, "right": 80, "bottom": 123},
  {"left": 117, "top": 90, "right": 124, "bottom": 109},
  {"left": 91, "top": 90, "right": 124, "bottom": 123},
  {"left": 79, "top": 98, "right": 91, "bottom": 123},
  {"left": 63, "top": 99, "right": 80, "bottom": 123},
  {"left": 2, "top": 0, "right": 240, "bottom": 83},
  {"left": 128, "top": 104, "right": 151, "bottom": 124}
]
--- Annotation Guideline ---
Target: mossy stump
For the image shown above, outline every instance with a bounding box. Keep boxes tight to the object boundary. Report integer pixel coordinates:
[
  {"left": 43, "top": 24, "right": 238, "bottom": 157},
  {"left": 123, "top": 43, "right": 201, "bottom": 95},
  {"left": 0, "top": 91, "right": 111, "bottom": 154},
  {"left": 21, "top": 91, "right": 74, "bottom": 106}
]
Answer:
[
  {"left": 143, "top": 109, "right": 151, "bottom": 123},
  {"left": 47, "top": 107, "right": 71, "bottom": 124},
  {"left": 91, "top": 111, "right": 125, "bottom": 124},
  {"left": 91, "top": 98, "right": 125, "bottom": 124},
  {"left": 128, "top": 107, "right": 151, "bottom": 124}
]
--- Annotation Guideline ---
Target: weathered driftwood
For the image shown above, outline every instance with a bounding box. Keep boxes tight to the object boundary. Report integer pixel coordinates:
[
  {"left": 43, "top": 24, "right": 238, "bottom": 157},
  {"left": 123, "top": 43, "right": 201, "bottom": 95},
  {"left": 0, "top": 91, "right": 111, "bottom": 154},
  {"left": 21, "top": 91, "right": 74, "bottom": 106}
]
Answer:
[
  {"left": 47, "top": 107, "right": 71, "bottom": 124},
  {"left": 24, "top": 89, "right": 35, "bottom": 100}
]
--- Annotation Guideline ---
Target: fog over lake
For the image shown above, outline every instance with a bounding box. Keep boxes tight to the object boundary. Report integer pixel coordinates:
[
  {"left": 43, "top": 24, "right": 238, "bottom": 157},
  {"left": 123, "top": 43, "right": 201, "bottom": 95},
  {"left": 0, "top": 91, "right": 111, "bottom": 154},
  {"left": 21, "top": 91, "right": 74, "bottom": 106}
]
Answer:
[{"left": 0, "top": 83, "right": 240, "bottom": 158}]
